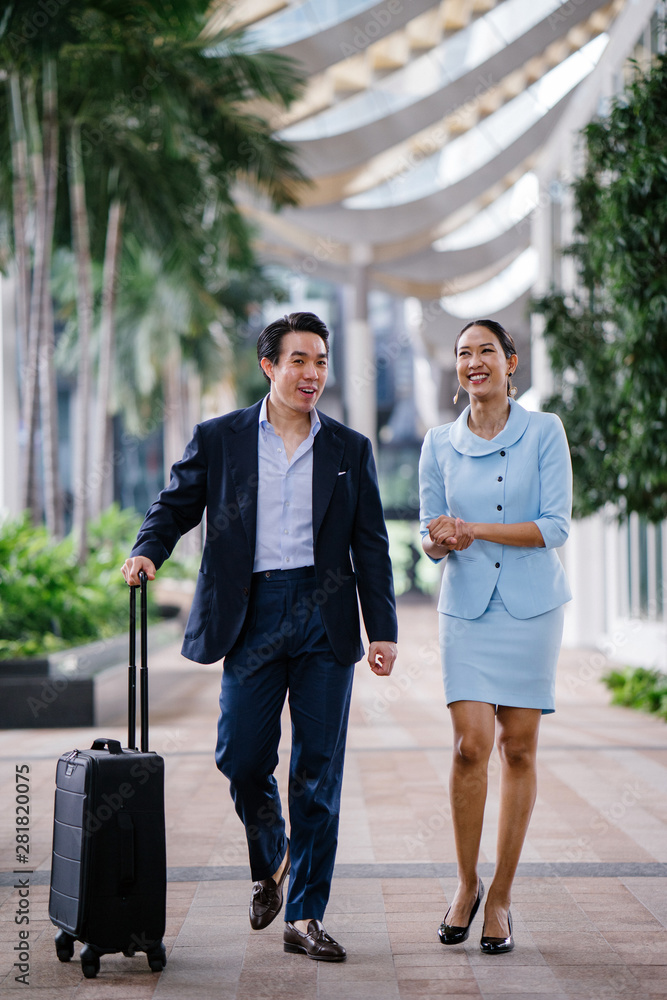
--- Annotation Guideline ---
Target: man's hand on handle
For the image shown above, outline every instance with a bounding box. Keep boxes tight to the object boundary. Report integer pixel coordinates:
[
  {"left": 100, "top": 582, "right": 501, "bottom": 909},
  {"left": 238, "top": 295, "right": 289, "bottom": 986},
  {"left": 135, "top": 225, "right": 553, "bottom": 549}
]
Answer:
[
  {"left": 368, "top": 641, "right": 397, "bottom": 676},
  {"left": 121, "top": 556, "right": 157, "bottom": 586}
]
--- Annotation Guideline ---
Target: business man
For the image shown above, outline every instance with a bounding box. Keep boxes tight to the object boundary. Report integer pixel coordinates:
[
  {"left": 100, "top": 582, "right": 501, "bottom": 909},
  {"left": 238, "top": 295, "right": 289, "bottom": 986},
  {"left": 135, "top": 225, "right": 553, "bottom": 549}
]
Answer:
[{"left": 122, "top": 311, "right": 398, "bottom": 961}]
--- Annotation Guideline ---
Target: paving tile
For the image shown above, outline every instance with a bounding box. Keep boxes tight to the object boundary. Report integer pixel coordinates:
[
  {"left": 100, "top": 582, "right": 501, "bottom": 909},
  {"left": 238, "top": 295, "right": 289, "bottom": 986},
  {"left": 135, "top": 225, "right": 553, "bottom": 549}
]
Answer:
[
  {"left": 396, "top": 964, "right": 469, "bottom": 982},
  {"left": 528, "top": 931, "right": 624, "bottom": 965},
  {"left": 478, "top": 995, "right": 572, "bottom": 1000},
  {"left": 551, "top": 963, "right": 643, "bottom": 992},
  {"left": 318, "top": 985, "right": 400, "bottom": 1000},
  {"left": 317, "top": 964, "right": 398, "bottom": 982},
  {"left": 72, "top": 986, "right": 158, "bottom": 1000},
  {"left": 472, "top": 964, "right": 567, "bottom": 993},
  {"left": 397, "top": 989, "right": 482, "bottom": 1000},
  {"left": 603, "top": 943, "right": 667, "bottom": 965}
]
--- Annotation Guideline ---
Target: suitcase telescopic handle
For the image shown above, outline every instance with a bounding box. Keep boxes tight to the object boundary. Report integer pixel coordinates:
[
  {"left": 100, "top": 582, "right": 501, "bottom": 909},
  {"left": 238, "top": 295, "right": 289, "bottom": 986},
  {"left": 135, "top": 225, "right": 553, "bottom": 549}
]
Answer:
[{"left": 128, "top": 571, "right": 149, "bottom": 752}]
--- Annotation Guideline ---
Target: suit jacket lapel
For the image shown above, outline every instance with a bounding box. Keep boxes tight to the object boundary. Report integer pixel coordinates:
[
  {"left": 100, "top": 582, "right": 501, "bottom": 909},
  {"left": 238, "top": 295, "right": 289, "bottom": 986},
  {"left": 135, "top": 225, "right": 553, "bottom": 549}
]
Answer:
[
  {"left": 227, "top": 402, "right": 260, "bottom": 556},
  {"left": 312, "top": 417, "right": 345, "bottom": 542}
]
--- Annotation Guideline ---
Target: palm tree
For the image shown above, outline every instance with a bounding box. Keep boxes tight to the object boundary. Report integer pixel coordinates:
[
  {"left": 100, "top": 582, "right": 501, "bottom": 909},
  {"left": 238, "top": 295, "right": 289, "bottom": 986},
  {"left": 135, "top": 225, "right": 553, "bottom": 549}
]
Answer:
[
  {"left": 0, "top": 0, "right": 306, "bottom": 558},
  {"left": 2, "top": 15, "right": 66, "bottom": 536}
]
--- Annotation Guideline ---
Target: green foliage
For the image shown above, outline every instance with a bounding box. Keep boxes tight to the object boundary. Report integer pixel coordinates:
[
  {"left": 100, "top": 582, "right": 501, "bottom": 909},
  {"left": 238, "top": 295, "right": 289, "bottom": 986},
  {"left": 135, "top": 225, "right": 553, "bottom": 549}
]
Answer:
[
  {"left": 603, "top": 666, "right": 667, "bottom": 721},
  {"left": 0, "top": 505, "right": 146, "bottom": 659},
  {"left": 1, "top": 0, "right": 307, "bottom": 261},
  {"left": 0, "top": 1, "right": 307, "bottom": 435},
  {"left": 386, "top": 521, "right": 440, "bottom": 598},
  {"left": 532, "top": 51, "right": 667, "bottom": 521}
]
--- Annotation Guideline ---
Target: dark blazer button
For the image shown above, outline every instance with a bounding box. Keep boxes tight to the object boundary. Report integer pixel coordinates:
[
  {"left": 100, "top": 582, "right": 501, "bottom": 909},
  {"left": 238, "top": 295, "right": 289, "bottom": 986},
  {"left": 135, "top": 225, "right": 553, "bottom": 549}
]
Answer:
[
  {"left": 242, "top": 587, "right": 249, "bottom": 596},
  {"left": 495, "top": 562, "right": 500, "bottom": 569},
  {"left": 497, "top": 476, "right": 503, "bottom": 482},
  {"left": 500, "top": 450, "right": 506, "bottom": 456},
  {"left": 497, "top": 504, "right": 502, "bottom": 511}
]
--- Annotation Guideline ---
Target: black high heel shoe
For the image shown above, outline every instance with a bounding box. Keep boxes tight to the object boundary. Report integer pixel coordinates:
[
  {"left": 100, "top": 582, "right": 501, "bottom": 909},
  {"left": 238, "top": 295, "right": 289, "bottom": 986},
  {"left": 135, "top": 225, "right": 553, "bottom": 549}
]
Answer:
[
  {"left": 480, "top": 909, "right": 514, "bottom": 954},
  {"left": 438, "top": 880, "right": 484, "bottom": 945}
]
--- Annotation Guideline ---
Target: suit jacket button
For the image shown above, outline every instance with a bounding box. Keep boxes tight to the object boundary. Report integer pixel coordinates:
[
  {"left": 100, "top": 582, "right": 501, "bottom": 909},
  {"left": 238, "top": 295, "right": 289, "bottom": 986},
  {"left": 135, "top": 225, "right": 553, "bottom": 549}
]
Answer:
[
  {"left": 500, "top": 450, "right": 506, "bottom": 456},
  {"left": 495, "top": 562, "right": 500, "bottom": 569},
  {"left": 497, "top": 504, "right": 503, "bottom": 511},
  {"left": 242, "top": 587, "right": 249, "bottom": 597}
]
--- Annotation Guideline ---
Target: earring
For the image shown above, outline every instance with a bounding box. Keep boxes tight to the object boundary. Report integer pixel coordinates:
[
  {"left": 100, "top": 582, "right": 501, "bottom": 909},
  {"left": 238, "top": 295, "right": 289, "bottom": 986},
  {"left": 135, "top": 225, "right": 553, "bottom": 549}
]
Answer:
[
  {"left": 453, "top": 384, "right": 461, "bottom": 405},
  {"left": 508, "top": 371, "right": 518, "bottom": 398}
]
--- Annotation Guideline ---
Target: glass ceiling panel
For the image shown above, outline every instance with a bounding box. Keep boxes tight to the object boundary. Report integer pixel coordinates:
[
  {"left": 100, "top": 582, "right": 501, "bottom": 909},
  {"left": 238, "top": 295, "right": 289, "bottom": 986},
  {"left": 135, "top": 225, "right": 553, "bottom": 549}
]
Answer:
[
  {"left": 280, "top": 0, "right": 569, "bottom": 141},
  {"left": 440, "top": 246, "right": 538, "bottom": 317},
  {"left": 433, "top": 173, "right": 539, "bottom": 250},
  {"left": 343, "top": 34, "right": 608, "bottom": 210},
  {"left": 242, "top": 0, "right": 382, "bottom": 51}
]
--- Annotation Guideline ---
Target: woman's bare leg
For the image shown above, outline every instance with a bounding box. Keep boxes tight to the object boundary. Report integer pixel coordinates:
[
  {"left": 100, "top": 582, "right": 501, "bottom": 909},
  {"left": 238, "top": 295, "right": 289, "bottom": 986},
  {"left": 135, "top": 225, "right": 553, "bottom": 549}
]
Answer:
[
  {"left": 482, "top": 706, "right": 542, "bottom": 938},
  {"left": 446, "top": 700, "right": 496, "bottom": 926}
]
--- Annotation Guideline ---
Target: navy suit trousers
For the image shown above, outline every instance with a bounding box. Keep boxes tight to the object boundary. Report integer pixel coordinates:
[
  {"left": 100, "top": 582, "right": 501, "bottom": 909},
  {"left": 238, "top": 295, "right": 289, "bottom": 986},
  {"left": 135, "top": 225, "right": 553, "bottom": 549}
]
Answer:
[{"left": 215, "top": 566, "right": 354, "bottom": 922}]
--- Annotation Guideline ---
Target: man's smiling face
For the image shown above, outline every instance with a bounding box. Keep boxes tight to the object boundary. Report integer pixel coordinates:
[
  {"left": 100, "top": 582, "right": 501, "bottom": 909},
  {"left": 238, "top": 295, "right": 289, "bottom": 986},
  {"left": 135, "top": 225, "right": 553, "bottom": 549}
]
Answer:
[{"left": 261, "top": 331, "right": 329, "bottom": 416}]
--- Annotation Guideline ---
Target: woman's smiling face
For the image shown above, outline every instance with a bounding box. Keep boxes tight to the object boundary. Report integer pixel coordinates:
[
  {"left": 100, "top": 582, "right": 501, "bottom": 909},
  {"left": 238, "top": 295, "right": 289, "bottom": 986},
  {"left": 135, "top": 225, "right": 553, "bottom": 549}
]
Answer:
[{"left": 455, "top": 325, "right": 517, "bottom": 402}]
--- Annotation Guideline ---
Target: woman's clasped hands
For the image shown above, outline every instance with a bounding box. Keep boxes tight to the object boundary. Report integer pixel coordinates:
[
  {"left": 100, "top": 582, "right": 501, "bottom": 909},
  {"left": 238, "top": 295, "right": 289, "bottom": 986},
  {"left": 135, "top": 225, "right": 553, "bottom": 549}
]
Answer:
[{"left": 428, "top": 515, "right": 475, "bottom": 551}]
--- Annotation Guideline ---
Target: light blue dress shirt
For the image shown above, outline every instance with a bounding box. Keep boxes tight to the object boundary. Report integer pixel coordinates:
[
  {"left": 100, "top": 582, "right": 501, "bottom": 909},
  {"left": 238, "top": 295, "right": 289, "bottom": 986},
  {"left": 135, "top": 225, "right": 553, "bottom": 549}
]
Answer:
[
  {"left": 253, "top": 395, "right": 321, "bottom": 572},
  {"left": 419, "top": 399, "right": 572, "bottom": 620}
]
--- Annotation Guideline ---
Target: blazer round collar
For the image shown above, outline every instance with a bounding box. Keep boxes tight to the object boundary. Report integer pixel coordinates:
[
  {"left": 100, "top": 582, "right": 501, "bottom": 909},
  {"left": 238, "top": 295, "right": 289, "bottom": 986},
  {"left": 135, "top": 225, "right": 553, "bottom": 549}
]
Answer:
[{"left": 449, "top": 398, "right": 531, "bottom": 456}]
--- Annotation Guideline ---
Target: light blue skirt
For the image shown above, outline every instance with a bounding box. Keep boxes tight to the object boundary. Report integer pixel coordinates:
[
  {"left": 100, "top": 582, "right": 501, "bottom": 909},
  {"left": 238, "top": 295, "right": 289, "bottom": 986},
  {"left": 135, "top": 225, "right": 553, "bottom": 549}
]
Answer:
[{"left": 439, "top": 588, "right": 564, "bottom": 714}]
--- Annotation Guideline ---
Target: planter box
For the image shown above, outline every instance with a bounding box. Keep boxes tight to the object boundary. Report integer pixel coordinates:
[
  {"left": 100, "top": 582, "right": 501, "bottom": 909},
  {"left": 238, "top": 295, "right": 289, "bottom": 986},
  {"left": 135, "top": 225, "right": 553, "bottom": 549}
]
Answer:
[
  {"left": 0, "top": 658, "right": 50, "bottom": 676},
  {"left": 0, "top": 623, "right": 181, "bottom": 729}
]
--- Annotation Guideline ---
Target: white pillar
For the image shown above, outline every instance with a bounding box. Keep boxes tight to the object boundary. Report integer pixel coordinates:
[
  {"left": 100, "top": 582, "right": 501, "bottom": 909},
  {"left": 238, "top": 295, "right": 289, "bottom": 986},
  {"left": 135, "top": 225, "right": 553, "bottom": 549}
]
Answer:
[
  {"left": 562, "top": 514, "right": 608, "bottom": 647},
  {"left": 529, "top": 176, "right": 558, "bottom": 406},
  {"left": 344, "top": 243, "right": 377, "bottom": 449},
  {"left": 0, "top": 273, "right": 21, "bottom": 518}
]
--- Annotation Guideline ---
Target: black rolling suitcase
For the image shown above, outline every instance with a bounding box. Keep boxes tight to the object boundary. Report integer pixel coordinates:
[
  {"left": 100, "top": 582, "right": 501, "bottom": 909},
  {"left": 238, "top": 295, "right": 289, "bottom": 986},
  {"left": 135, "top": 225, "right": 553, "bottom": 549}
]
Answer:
[{"left": 49, "top": 572, "right": 167, "bottom": 978}]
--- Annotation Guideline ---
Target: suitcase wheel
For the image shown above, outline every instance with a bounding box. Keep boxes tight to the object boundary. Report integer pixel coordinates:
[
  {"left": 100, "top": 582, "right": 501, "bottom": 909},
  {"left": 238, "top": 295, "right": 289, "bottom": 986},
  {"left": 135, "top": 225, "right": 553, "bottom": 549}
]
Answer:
[
  {"left": 80, "top": 944, "right": 101, "bottom": 978},
  {"left": 54, "top": 929, "right": 75, "bottom": 962},
  {"left": 147, "top": 942, "right": 167, "bottom": 973},
  {"left": 122, "top": 944, "right": 137, "bottom": 957}
]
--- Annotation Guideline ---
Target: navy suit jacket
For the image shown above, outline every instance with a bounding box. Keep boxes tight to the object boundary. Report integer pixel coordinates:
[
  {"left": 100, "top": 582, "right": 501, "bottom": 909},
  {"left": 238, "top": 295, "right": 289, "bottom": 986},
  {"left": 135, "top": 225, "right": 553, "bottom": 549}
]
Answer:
[{"left": 131, "top": 400, "right": 398, "bottom": 665}]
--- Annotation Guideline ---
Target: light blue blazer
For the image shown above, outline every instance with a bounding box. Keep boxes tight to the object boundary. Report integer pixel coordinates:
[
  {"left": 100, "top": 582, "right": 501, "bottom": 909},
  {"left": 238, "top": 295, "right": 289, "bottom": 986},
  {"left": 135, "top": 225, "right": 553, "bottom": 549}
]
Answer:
[{"left": 419, "top": 399, "right": 572, "bottom": 620}]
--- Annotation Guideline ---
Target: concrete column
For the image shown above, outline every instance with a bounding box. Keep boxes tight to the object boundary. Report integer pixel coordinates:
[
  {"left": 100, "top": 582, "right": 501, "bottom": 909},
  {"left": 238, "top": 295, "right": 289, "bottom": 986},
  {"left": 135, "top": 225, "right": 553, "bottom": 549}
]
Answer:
[
  {"left": 0, "top": 273, "right": 21, "bottom": 518},
  {"left": 562, "top": 515, "right": 608, "bottom": 648},
  {"left": 344, "top": 243, "right": 377, "bottom": 449},
  {"left": 529, "top": 175, "right": 557, "bottom": 406}
]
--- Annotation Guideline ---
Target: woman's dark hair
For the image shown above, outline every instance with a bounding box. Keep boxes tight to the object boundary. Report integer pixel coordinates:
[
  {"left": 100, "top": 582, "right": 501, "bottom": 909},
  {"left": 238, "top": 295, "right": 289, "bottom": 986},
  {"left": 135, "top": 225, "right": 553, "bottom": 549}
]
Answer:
[
  {"left": 257, "top": 312, "right": 330, "bottom": 384},
  {"left": 455, "top": 319, "right": 518, "bottom": 397}
]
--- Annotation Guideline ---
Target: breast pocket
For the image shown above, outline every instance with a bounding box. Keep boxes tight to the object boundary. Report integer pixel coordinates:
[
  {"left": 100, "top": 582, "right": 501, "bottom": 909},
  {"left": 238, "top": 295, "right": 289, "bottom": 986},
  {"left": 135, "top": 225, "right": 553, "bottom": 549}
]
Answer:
[{"left": 333, "top": 468, "right": 354, "bottom": 503}]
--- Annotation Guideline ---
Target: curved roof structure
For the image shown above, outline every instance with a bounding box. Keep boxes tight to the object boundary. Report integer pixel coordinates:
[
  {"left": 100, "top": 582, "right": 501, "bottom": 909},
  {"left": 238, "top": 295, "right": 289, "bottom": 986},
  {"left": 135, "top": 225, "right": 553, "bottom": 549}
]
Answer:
[{"left": 211, "top": 0, "right": 632, "bottom": 357}]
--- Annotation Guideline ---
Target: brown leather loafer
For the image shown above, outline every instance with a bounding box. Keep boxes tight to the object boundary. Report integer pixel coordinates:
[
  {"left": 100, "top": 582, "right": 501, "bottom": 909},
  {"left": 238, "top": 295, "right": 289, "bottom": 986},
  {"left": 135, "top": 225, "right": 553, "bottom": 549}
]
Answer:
[
  {"left": 283, "top": 920, "right": 346, "bottom": 961},
  {"left": 249, "top": 844, "right": 290, "bottom": 930}
]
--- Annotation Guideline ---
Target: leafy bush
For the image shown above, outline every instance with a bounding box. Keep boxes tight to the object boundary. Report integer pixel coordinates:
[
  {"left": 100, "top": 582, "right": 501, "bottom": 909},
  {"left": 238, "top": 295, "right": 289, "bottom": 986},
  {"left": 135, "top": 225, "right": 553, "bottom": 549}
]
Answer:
[
  {"left": 603, "top": 666, "right": 667, "bottom": 721},
  {"left": 532, "top": 51, "right": 667, "bottom": 522},
  {"left": 0, "top": 505, "right": 149, "bottom": 659},
  {"left": 386, "top": 521, "right": 440, "bottom": 597}
]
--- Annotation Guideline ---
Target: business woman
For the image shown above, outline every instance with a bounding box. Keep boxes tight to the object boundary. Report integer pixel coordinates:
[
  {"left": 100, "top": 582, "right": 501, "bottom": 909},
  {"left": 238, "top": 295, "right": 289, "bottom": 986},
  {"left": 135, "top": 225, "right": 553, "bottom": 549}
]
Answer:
[{"left": 418, "top": 319, "right": 572, "bottom": 954}]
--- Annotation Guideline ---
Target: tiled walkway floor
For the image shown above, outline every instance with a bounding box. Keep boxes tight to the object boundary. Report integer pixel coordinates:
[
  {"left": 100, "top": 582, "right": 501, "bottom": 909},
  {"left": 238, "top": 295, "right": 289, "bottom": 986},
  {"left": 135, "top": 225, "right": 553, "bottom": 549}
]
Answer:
[{"left": 1, "top": 596, "right": 666, "bottom": 998}]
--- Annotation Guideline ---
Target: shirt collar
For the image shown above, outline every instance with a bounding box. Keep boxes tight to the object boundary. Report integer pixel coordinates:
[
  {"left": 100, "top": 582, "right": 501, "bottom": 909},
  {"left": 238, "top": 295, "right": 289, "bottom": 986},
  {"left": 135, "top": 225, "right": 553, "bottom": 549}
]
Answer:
[
  {"left": 258, "top": 393, "right": 321, "bottom": 436},
  {"left": 448, "top": 397, "right": 530, "bottom": 456}
]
